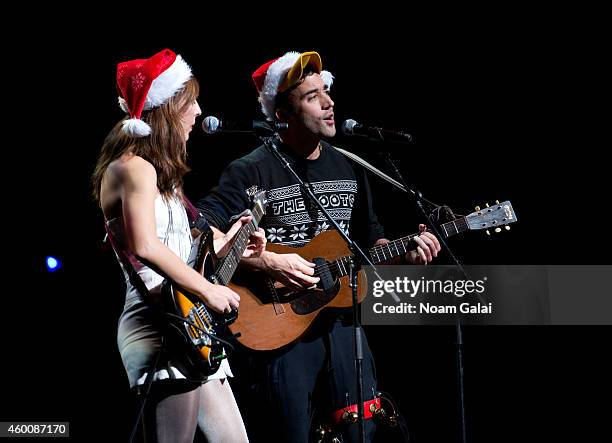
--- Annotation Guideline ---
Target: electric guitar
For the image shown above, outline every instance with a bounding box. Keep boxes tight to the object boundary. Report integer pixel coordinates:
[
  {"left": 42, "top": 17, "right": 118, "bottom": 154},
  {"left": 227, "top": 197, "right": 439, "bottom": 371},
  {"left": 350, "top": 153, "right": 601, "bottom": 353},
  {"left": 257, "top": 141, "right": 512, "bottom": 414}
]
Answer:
[
  {"left": 164, "top": 186, "right": 268, "bottom": 374},
  {"left": 229, "top": 201, "right": 517, "bottom": 350}
]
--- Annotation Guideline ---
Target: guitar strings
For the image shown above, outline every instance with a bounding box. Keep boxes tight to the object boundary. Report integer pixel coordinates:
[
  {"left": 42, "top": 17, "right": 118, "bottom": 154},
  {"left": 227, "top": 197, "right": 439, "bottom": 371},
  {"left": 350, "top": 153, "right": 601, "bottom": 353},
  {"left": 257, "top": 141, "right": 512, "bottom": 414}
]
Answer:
[{"left": 303, "top": 233, "right": 423, "bottom": 278}]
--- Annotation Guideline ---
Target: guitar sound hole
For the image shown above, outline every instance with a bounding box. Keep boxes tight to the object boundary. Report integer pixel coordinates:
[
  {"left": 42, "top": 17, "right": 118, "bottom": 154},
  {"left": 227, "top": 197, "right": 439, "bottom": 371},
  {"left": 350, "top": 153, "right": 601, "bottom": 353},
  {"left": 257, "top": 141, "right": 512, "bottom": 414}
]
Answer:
[
  {"left": 288, "top": 259, "right": 340, "bottom": 315},
  {"left": 314, "top": 258, "right": 337, "bottom": 292}
]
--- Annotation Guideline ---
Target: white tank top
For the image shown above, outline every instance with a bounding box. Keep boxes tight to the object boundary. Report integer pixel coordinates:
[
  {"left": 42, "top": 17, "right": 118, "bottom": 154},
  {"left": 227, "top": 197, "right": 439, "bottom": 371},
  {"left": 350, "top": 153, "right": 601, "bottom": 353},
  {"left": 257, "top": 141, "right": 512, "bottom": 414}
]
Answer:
[{"left": 138, "top": 193, "right": 192, "bottom": 290}]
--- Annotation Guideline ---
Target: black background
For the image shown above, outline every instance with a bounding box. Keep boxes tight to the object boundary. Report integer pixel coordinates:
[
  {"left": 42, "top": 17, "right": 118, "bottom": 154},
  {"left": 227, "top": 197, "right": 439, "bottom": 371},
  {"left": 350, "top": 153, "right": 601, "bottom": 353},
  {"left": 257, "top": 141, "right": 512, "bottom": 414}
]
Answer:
[{"left": 3, "top": 8, "right": 610, "bottom": 442}]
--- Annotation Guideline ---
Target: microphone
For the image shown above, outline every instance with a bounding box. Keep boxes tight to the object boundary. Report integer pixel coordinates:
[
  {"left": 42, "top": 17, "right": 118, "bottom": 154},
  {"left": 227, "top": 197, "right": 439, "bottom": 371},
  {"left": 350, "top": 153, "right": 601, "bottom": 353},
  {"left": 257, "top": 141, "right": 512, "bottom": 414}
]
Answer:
[
  {"left": 341, "top": 119, "right": 413, "bottom": 143},
  {"left": 202, "top": 116, "right": 288, "bottom": 135}
]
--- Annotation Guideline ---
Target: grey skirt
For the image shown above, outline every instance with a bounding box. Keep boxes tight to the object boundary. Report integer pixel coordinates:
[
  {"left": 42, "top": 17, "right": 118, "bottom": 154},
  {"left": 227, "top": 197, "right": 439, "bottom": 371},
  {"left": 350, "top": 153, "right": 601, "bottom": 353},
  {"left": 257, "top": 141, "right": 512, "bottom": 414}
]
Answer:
[{"left": 117, "top": 286, "right": 208, "bottom": 389}]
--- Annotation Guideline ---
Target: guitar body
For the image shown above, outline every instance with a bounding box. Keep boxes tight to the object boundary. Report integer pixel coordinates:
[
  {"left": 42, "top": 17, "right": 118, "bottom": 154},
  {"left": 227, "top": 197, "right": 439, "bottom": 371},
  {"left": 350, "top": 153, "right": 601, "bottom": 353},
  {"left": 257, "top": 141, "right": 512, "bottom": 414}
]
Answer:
[
  {"left": 163, "top": 186, "right": 269, "bottom": 374},
  {"left": 166, "top": 230, "right": 236, "bottom": 375},
  {"left": 228, "top": 230, "right": 366, "bottom": 351},
  {"left": 227, "top": 199, "right": 517, "bottom": 352}
]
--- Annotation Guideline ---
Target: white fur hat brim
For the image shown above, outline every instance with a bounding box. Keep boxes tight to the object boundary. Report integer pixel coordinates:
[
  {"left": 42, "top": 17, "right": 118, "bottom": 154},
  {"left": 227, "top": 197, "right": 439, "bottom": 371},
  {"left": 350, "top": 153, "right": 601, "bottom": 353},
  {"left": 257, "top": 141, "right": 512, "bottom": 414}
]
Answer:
[{"left": 117, "top": 55, "right": 192, "bottom": 115}]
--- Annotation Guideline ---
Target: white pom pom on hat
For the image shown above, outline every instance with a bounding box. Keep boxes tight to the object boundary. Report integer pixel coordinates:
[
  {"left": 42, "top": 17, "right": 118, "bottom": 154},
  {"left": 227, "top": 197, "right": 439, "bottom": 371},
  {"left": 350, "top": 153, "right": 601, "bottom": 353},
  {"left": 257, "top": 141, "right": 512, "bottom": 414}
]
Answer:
[{"left": 121, "top": 118, "right": 152, "bottom": 137}]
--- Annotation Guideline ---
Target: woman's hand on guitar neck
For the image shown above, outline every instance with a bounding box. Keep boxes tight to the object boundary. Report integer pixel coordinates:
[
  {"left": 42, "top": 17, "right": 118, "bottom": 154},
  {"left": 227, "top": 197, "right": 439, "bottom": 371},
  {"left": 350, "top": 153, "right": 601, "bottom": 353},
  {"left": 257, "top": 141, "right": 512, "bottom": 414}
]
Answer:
[{"left": 212, "top": 216, "right": 267, "bottom": 259}]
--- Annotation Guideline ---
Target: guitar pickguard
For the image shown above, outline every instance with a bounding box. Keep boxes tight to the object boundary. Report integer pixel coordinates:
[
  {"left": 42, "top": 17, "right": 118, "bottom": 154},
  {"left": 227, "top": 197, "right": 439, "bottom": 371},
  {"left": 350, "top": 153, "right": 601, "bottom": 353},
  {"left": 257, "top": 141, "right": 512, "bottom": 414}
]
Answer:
[{"left": 289, "top": 283, "right": 341, "bottom": 315}]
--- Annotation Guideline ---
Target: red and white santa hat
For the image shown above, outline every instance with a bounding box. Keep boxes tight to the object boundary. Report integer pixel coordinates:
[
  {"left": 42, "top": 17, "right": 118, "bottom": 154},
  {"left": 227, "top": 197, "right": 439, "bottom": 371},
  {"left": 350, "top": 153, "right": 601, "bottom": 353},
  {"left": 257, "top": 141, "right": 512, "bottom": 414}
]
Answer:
[
  {"left": 252, "top": 51, "right": 334, "bottom": 120},
  {"left": 116, "top": 48, "right": 193, "bottom": 137}
]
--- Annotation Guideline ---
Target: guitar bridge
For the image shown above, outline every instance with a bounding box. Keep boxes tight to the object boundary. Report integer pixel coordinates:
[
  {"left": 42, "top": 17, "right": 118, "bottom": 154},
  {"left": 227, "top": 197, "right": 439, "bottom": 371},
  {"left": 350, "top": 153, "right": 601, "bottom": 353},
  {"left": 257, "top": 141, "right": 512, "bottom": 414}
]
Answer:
[{"left": 187, "top": 306, "right": 213, "bottom": 347}]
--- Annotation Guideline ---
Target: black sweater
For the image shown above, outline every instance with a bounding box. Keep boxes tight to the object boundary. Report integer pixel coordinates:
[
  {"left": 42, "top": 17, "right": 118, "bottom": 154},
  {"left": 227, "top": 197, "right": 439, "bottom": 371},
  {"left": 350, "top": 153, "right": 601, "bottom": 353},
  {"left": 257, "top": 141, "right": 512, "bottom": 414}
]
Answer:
[{"left": 197, "top": 140, "right": 384, "bottom": 249}]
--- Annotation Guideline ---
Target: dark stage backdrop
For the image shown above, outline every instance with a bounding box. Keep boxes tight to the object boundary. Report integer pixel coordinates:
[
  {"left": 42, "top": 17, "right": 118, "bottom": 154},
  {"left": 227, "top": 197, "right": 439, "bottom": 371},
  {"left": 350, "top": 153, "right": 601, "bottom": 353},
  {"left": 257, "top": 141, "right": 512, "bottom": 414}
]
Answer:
[{"left": 4, "top": 12, "right": 610, "bottom": 443}]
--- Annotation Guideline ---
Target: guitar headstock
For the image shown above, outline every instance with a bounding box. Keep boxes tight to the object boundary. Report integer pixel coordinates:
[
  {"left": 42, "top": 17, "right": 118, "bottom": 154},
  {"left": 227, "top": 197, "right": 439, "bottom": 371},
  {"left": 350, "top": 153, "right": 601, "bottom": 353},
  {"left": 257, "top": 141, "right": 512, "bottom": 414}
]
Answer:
[
  {"left": 246, "top": 186, "right": 268, "bottom": 218},
  {"left": 465, "top": 200, "right": 517, "bottom": 234}
]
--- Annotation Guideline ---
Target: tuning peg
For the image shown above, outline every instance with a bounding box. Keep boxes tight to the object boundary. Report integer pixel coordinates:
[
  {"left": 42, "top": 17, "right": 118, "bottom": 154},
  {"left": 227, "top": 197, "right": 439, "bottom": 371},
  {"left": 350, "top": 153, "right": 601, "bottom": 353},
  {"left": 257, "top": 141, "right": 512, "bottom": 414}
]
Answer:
[
  {"left": 494, "top": 227, "right": 502, "bottom": 233},
  {"left": 505, "top": 226, "right": 511, "bottom": 231},
  {"left": 486, "top": 229, "right": 491, "bottom": 236},
  {"left": 495, "top": 200, "right": 500, "bottom": 204},
  {"left": 485, "top": 203, "right": 490, "bottom": 208},
  {"left": 475, "top": 205, "right": 481, "bottom": 211}
]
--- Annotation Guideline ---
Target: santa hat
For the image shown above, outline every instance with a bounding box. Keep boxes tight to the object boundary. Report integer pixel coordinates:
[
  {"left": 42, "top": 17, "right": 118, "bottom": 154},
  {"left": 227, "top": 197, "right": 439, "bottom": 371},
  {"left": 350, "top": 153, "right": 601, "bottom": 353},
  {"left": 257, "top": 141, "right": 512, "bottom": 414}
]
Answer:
[
  {"left": 116, "top": 48, "right": 193, "bottom": 137},
  {"left": 252, "top": 51, "right": 334, "bottom": 120}
]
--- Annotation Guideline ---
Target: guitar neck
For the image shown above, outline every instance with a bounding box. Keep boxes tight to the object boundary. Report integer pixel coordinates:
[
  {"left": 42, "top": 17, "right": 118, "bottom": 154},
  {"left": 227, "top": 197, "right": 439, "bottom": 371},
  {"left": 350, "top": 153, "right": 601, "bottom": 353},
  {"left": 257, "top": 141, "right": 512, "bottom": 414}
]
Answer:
[
  {"left": 214, "top": 204, "right": 266, "bottom": 286},
  {"left": 368, "top": 233, "right": 418, "bottom": 264},
  {"left": 327, "top": 207, "right": 505, "bottom": 275},
  {"left": 439, "top": 217, "right": 469, "bottom": 239},
  {"left": 368, "top": 216, "right": 468, "bottom": 264}
]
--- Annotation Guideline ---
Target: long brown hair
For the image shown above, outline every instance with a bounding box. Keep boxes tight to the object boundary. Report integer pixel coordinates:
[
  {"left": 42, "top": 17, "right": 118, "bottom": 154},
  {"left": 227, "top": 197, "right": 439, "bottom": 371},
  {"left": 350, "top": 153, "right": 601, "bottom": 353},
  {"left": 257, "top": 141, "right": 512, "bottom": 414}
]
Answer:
[{"left": 91, "top": 77, "right": 200, "bottom": 203}]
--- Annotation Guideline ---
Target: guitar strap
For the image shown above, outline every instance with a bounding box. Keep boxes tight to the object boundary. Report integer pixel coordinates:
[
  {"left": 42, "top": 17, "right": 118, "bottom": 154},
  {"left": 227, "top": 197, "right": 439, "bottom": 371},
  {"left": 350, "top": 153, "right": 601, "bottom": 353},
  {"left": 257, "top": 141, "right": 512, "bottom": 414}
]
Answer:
[
  {"left": 331, "top": 145, "right": 452, "bottom": 222},
  {"left": 104, "top": 224, "right": 152, "bottom": 301},
  {"left": 330, "top": 145, "right": 407, "bottom": 193},
  {"left": 183, "top": 196, "right": 211, "bottom": 238}
]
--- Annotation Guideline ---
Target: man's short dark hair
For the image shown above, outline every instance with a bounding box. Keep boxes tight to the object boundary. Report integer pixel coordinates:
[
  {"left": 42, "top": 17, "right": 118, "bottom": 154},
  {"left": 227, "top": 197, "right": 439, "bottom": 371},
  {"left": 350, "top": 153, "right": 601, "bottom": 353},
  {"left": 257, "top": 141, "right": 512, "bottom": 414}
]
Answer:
[{"left": 274, "top": 68, "right": 319, "bottom": 119}]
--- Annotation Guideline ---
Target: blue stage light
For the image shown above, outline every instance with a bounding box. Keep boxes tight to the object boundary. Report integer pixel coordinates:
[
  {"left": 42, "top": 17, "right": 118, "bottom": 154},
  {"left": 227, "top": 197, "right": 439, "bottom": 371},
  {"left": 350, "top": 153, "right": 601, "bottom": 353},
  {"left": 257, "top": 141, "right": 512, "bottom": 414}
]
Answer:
[{"left": 46, "top": 256, "right": 61, "bottom": 272}]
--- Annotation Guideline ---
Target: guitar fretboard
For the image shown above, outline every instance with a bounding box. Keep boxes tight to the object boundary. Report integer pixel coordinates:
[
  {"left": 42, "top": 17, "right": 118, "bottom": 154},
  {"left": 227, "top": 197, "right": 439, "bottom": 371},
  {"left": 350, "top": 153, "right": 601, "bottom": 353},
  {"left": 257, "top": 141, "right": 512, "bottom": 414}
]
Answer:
[
  {"left": 439, "top": 217, "right": 469, "bottom": 238},
  {"left": 318, "top": 235, "right": 419, "bottom": 280},
  {"left": 316, "top": 216, "right": 469, "bottom": 279},
  {"left": 215, "top": 204, "right": 265, "bottom": 286},
  {"left": 369, "top": 234, "right": 418, "bottom": 264}
]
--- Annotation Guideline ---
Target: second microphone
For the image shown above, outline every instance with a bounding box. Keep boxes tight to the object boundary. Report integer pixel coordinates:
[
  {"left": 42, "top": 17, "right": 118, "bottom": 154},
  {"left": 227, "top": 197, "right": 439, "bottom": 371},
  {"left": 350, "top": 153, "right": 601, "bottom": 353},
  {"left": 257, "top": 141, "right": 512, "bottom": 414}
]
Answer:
[{"left": 202, "top": 116, "right": 288, "bottom": 135}]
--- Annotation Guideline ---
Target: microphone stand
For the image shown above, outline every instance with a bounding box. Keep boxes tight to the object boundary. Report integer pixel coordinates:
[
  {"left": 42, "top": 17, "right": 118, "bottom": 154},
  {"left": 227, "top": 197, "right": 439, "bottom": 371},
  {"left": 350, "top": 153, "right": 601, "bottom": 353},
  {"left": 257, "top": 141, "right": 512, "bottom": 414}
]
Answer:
[
  {"left": 260, "top": 134, "right": 383, "bottom": 443},
  {"left": 380, "top": 150, "right": 469, "bottom": 443}
]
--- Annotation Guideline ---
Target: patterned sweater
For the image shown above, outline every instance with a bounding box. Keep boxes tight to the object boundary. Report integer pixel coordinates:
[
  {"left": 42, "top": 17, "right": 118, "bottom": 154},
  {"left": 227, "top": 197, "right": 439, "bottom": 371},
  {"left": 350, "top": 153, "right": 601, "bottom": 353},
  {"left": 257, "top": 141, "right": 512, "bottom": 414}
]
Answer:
[{"left": 197, "top": 140, "right": 384, "bottom": 249}]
